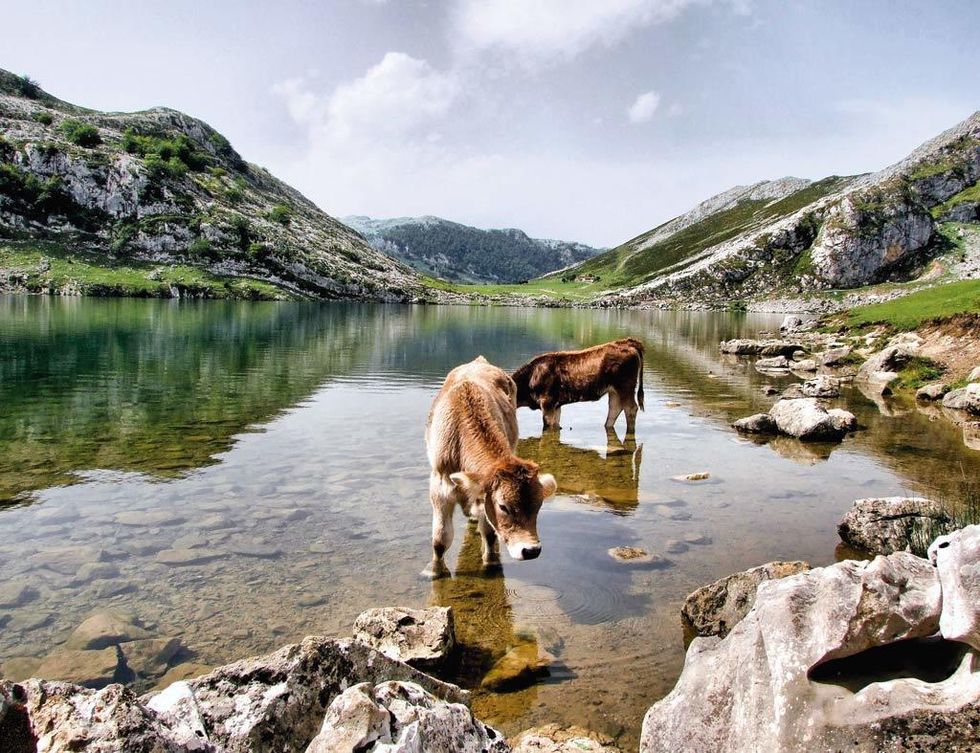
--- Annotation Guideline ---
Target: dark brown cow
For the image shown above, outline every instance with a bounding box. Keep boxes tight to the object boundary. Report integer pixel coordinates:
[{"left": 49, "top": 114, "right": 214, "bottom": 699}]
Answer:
[
  {"left": 512, "top": 338, "right": 645, "bottom": 432},
  {"left": 424, "top": 356, "right": 557, "bottom": 578}
]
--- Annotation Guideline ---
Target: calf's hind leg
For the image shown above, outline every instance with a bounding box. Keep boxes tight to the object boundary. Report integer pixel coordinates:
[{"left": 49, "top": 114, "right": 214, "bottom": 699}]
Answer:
[
  {"left": 423, "top": 473, "right": 457, "bottom": 579},
  {"left": 605, "top": 390, "right": 623, "bottom": 429},
  {"left": 621, "top": 388, "right": 639, "bottom": 434}
]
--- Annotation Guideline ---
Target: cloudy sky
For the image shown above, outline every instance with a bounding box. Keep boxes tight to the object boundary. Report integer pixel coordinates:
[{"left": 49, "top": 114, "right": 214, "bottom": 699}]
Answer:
[{"left": 4, "top": 1, "right": 978, "bottom": 246}]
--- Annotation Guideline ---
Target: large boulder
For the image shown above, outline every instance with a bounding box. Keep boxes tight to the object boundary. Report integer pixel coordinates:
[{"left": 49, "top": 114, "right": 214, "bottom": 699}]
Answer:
[
  {"left": 6, "top": 679, "right": 182, "bottom": 753},
  {"left": 929, "top": 526, "right": 980, "bottom": 652},
  {"left": 304, "top": 681, "right": 508, "bottom": 753},
  {"left": 720, "top": 339, "right": 802, "bottom": 357},
  {"left": 681, "top": 561, "right": 811, "bottom": 639},
  {"left": 769, "top": 398, "right": 856, "bottom": 441},
  {"left": 838, "top": 497, "right": 952, "bottom": 555},
  {"left": 641, "top": 550, "right": 980, "bottom": 753},
  {"left": 145, "top": 636, "right": 466, "bottom": 753},
  {"left": 352, "top": 607, "right": 455, "bottom": 670},
  {"left": 943, "top": 383, "right": 980, "bottom": 415},
  {"left": 35, "top": 648, "right": 122, "bottom": 689}
]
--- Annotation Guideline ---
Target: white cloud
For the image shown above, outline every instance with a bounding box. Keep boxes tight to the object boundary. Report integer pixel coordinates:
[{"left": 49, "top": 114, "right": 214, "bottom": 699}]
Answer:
[
  {"left": 628, "top": 91, "right": 661, "bottom": 123},
  {"left": 274, "top": 52, "right": 459, "bottom": 148},
  {"left": 452, "top": 0, "right": 704, "bottom": 65}
]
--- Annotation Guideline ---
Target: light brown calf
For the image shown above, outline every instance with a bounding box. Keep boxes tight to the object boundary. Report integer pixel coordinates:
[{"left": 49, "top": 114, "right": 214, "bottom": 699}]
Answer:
[
  {"left": 424, "top": 356, "right": 557, "bottom": 577},
  {"left": 512, "top": 338, "right": 646, "bottom": 432}
]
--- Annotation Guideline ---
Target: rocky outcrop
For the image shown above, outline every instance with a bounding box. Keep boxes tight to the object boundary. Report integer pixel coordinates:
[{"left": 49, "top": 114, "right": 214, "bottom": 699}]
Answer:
[
  {"left": 837, "top": 497, "right": 952, "bottom": 555},
  {"left": 353, "top": 607, "right": 456, "bottom": 671},
  {"left": 146, "top": 637, "right": 466, "bottom": 753},
  {"left": 720, "top": 339, "right": 802, "bottom": 357},
  {"left": 641, "top": 539, "right": 980, "bottom": 752},
  {"left": 305, "top": 681, "right": 508, "bottom": 753},
  {"left": 809, "top": 189, "right": 935, "bottom": 288},
  {"left": 681, "top": 560, "right": 810, "bottom": 638}
]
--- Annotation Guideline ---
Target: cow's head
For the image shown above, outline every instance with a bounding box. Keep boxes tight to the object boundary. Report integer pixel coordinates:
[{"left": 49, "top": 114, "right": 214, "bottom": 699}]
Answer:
[
  {"left": 450, "top": 459, "right": 556, "bottom": 560},
  {"left": 511, "top": 365, "right": 538, "bottom": 409}
]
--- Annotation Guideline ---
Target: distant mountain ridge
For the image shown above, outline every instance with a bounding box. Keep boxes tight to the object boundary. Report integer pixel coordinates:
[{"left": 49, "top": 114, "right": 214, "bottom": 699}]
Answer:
[
  {"left": 554, "top": 111, "right": 980, "bottom": 304},
  {"left": 0, "top": 69, "right": 430, "bottom": 301},
  {"left": 344, "top": 214, "right": 600, "bottom": 283}
]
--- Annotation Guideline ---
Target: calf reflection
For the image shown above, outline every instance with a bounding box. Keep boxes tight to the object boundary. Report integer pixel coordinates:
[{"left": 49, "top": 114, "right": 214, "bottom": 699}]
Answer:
[
  {"left": 428, "top": 522, "right": 552, "bottom": 697},
  {"left": 517, "top": 428, "right": 643, "bottom": 513}
]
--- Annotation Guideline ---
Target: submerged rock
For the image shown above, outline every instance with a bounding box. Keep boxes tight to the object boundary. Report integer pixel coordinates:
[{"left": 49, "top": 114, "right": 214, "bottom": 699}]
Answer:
[
  {"left": 681, "top": 561, "right": 810, "bottom": 639},
  {"left": 838, "top": 497, "right": 951, "bottom": 555},
  {"left": 607, "top": 546, "right": 664, "bottom": 564},
  {"left": 65, "top": 609, "right": 153, "bottom": 650},
  {"left": 119, "top": 638, "right": 184, "bottom": 679},
  {"left": 36, "top": 648, "right": 121, "bottom": 689},
  {"left": 306, "top": 681, "right": 508, "bottom": 753},
  {"left": 641, "top": 549, "right": 976, "bottom": 753},
  {"left": 481, "top": 639, "right": 555, "bottom": 692},
  {"left": 512, "top": 724, "right": 623, "bottom": 753},
  {"left": 353, "top": 607, "right": 455, "bottom": 670}
]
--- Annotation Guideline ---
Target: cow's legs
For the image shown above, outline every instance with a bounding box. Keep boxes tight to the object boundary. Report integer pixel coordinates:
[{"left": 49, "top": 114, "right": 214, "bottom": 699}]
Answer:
[
  {"left": 605, "top": 390, "right": 623, "bottom": 429},
  {"left": 542, "top": 402, "right": 562, "bottom": 431},
  {"left": 423, "top": 473, "right": 456, "bottom": 579},
  {"left": 477, "top": 511, "right": 500, "bottom": 566}
]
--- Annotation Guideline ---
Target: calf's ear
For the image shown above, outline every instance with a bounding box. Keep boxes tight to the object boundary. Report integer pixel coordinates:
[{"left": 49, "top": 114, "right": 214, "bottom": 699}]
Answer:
[
  {"left": 538, "top": 473, "right": 557, "bottom": 499},
  {"left": 450, "top": 472, "right": 483, "bottom": 497}
]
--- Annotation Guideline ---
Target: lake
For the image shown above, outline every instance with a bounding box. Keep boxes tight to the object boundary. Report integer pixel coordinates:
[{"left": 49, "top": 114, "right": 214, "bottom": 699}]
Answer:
[{"left": 1, "top": 296, "right": 977, "bottom": 748}]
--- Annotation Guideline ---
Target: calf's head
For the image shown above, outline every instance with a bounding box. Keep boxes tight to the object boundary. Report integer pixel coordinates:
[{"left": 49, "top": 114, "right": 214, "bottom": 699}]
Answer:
[
  {"left": 451, "top": 459, "right": 557, "bottom": 560},
  {"left": 511, "top": 365, "right": 538, "bottom": 409}
]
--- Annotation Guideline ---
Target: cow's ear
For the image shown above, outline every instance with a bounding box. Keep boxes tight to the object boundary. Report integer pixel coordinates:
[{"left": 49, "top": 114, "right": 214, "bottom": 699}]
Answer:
[
  {"left": 538, "top": 473, "right": 557, "bottom": 499},
  {"left": 450, "top": 472, "right": 483, "bottom": 497}
]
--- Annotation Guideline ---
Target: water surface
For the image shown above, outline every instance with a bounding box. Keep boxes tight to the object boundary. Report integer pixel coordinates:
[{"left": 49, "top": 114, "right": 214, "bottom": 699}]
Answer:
[{"left": 1, "top": 297, "right": 977, "bottom": 748}]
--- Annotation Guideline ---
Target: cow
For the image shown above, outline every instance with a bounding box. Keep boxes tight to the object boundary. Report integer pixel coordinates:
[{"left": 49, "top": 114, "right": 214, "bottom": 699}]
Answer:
[
  {"left": 424, "top": 356, "right": 557, "bottom": 578},
  {"left": 512, "top": 338, "right": 645, "bottom": 432}
]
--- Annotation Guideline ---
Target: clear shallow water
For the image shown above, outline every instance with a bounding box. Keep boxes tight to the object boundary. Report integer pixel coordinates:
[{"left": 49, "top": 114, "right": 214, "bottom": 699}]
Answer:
[{"left": 1, "top": 296, "right": 978, "bottom": 748}]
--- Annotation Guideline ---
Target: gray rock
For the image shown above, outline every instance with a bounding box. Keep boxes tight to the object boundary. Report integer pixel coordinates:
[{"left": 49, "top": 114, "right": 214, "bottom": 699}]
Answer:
[
  {"left": 800, "top": 375, "right": 841, "bottom": 398},
  {"left": 681, "top": 560, "right": 810, "bottom": 638},
  {"left": 929, "top": 525, "right": 980, "bottom": 652},
  {"left": 35, "top": 648, "right": 121, "bottom": 688},
  {"left": 769, "top": 398, "right": 856, "bottom": 441},
  {"left": 755, "top": 355, "right": 789, "bottom": 370},
  {"left": 856, "top": 340, "right": 920, "bottom": 390},
  {"left": 10, "top": 679, "right": 182, "bottom": 752},
  {"left": 821, "top": 346, "right": 853, "bottom": 367},
  {"left": 790, "top": 358, "right": 817, "bottom": 372},
  {"left": 512, "top": 724, "right": 623, "bottom": 753},
  {"left": 780, "top": 383, "right": 805, "bottom": 399},
  {"left": 942, "top": 383, "right": 980, "bottom": 415},
  {"left": 353, "top": 607, "right": 456, "bottom": 670},
  {"left": 779, "top": 315, "right": 803, "bottom": 334},
  {"left": 732, "top": 413, "right": 776, "bottom": 434},
  {"left": 306, "top": 681, "right": 508, "bottom": 753},
  {"left": 970, "top": 367, "right": 980, "bottom": 382},
  {"left": 641, "top": 551, "right": 963, "bottom": 753},
  {"left": 917, "top": 381, "right": 950, "bottom": 401},
  {"left": 146, "top": 637, "right": 466, "bottom": 753},
  {"left": 838, "top": 497, "right": 951, "bottom": 555},
  {"left": 720, "top": 339, "right": 802, "bottom": 357},
  {"left": 65, "top": 609, "right": 153, "bottom": 650},
  {"left": 155, "top": 548, "right": 225, "bottom": 566}
]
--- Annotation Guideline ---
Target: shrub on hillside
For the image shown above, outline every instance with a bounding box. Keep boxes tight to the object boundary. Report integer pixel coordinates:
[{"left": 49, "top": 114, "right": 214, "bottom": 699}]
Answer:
[
  {"left": 33, "top": 112, "right": 53, "bottom": 125},
  {"left": 58, "top": 119, "right": 102, "bottom": 147}
]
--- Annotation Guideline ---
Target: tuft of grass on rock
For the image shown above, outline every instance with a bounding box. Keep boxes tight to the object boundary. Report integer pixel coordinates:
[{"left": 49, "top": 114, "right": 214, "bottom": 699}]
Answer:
[{"left": 908, "top": 483, "right": 980, "bottom": 557}]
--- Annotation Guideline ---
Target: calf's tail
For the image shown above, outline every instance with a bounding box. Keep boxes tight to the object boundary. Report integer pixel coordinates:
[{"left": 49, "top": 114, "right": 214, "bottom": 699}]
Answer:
[{"left": 636, "top": 348, "right": 645, "bottom": 411}]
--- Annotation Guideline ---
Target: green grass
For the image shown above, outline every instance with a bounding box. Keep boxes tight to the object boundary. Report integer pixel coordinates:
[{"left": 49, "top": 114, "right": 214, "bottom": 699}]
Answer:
[
  {"left": 931, "top": 182, "right": 980, "bottom": 219},
  {"left": 891, "top": 356, "right": 946, "bottom": 391},
  {"left": 846, "top": 279, "right": 980, "bottom": 331},
  {"left": 0, "top": 242, "right": 291, "bottom": 300},
  {"left": 423, "top": 275, "right": 607, "bottom": 301}
]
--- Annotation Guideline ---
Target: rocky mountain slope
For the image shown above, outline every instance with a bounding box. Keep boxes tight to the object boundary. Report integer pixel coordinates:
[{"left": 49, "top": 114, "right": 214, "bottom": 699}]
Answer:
[
  {"left": 344, "top": 214, "right": 599, "bottom": 283},
  {"left": 555, "top": 112, "right": 980, "bottom": 306},
  {"left": 0, "top": 70, "right": 430, "bottom": 301}
]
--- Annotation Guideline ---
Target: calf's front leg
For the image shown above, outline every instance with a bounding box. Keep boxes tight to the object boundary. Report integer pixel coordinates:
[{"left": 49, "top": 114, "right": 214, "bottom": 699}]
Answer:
[
  {"left": 542, "top": 402, "right": 562, "bottom": 431},
  {"left": 423, "top": 473, "right": 456, "bottom": 579},
  {"left": 478, "top": 511, "right": 500, "bottom": 566}
]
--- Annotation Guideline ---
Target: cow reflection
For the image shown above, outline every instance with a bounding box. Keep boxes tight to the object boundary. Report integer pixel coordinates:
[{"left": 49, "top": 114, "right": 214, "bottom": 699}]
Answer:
[
  {"left": 517, "top": 428, "right": 643, "bottom": 513},
  {"left": 428, "top": 522, "right": 548, "bottom": 701}
]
